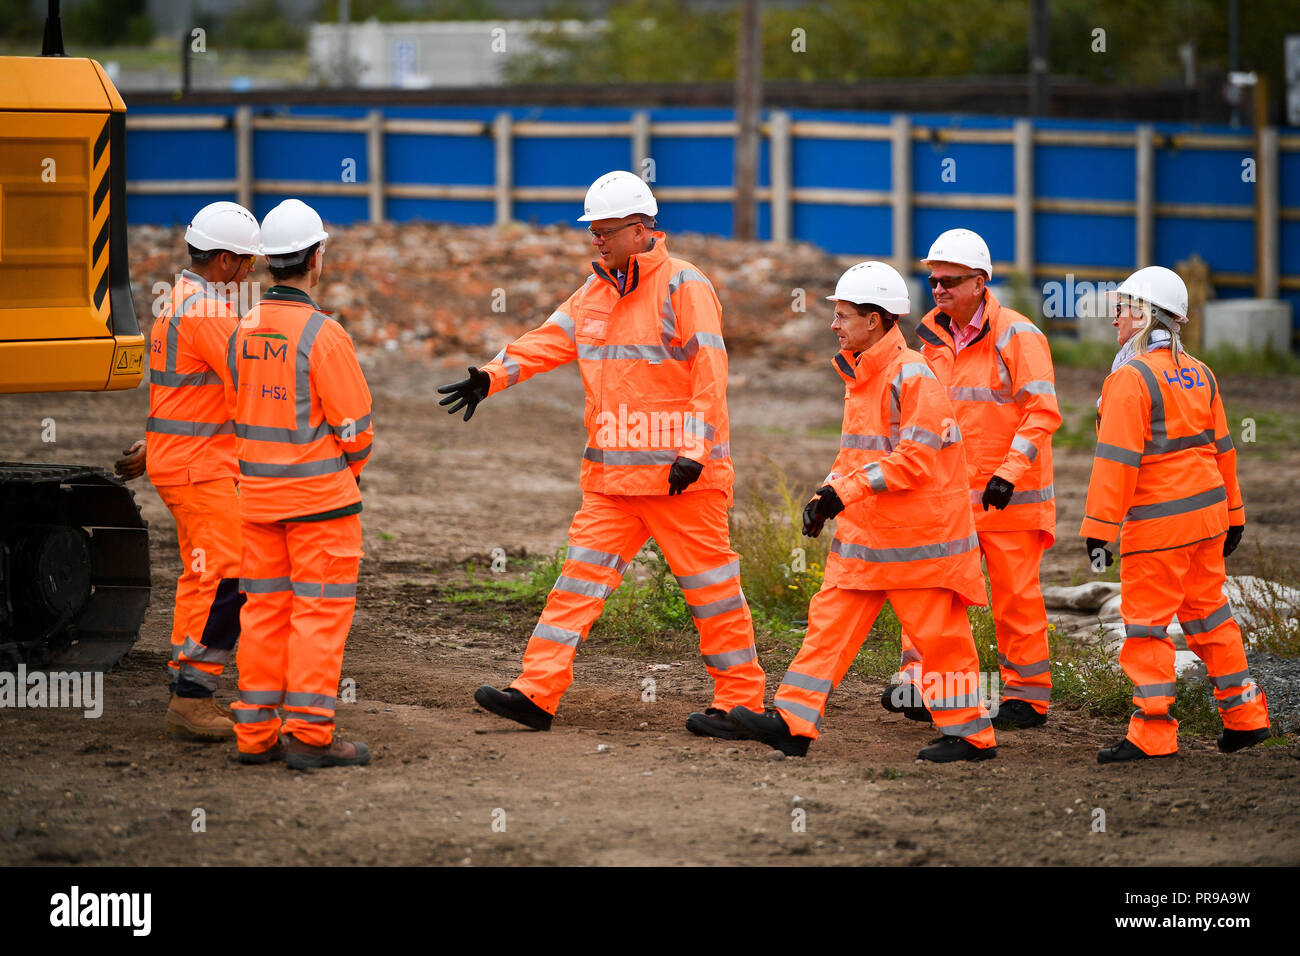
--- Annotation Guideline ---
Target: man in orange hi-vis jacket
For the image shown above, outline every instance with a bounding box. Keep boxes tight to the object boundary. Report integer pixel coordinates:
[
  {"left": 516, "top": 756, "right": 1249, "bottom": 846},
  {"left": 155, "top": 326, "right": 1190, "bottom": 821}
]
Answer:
[
  {"left": 1083, "top": 266, "right": 1269, "bottom": 763},
  {"left": 115, "top": 201, "right": 260, "bottom": 740},
  {"left": 438, "top": 170, "right": 764, "bottom": 739},
  {"left": 728, "top": 262, "right": 996, "bottom": 763},
  {"left": 898, "top": 228, "right": 1062, "bottom": 731},
  {"left": 227, "top": 199, "right": 374, "bottom": 771}
]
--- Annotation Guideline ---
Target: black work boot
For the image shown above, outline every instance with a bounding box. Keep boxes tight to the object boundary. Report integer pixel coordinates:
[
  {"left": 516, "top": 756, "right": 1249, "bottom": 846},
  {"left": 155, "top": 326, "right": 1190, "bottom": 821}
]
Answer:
[
  {"left": 727, "top": 706, "right": 812, "bottom": 757},
  {"left": 1097, "top": 738, "right": 1174, "bottom": 764},
  {"left": 881, "top": 683, "right": 931, "bottom": 722},
  {"left": 992, "top": 699, "right": 1048, "bottom": 730},
  {"left": 1217, "top": 727, "right": 1271, "bottom": 753},
  {"left": 474, "top": 685, "right": 553, "bottom": 731},
  {"left": 237, "top": 738, "right": 286, "bottom": 765},
  {"left": 686, "top": 708, "right": 747, "bottom": 740},
  {"left": 917, "top": 734, "right": 997, "bottom": 763},
  {"left": 285, "top": 735, "right": 371, "bottom": 771}
]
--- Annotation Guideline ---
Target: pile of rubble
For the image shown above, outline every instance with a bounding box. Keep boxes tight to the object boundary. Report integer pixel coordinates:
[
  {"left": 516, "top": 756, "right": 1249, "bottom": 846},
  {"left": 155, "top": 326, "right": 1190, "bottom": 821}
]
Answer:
[{"left": 127, "top": 222, "right": 852, "bottom": 364}]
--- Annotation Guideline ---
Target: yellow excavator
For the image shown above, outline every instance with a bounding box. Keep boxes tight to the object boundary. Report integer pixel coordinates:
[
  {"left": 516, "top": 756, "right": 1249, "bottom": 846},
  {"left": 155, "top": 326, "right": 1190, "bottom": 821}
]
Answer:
[{"left": 0, "top": 1, "right": 150, "bottom": 670}]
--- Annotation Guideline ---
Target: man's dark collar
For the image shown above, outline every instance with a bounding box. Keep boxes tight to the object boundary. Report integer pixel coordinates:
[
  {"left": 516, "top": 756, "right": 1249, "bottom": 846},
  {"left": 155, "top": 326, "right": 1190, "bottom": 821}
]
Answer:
[{"left": 263, "top": 285, "right": 319, "bottom": 308}]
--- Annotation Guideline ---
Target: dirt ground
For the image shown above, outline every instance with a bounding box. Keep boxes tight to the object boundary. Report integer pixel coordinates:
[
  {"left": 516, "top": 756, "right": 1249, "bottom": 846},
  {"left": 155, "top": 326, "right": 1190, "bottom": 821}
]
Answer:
[{"left": 1, "top": 351, "right": 1298, "bottom": 867}]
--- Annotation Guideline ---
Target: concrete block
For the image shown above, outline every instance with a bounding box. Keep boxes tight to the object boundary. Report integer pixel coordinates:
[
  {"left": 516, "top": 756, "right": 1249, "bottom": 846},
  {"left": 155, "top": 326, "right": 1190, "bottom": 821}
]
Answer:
[{"left": 1202, "top": 299, "right": 1293, "bottom": 354}]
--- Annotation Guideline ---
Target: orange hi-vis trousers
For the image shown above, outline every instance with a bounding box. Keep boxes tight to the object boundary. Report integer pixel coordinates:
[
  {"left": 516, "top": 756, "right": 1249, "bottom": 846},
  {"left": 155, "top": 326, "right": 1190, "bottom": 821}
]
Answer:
[
  {"left": 1119, "top": 535, "right": 1269, "bottom": 755},
  {"left": 896, "top": 529, "right": 1052, "bottom": 714},
  {"left": 155, "top": 478, "right": 244, "bottom": 696},
  {"left": 231, "top": 514, "right": 364, "bottom": 752},
  {"left": 511, "top": 489, "right": 765, "bottom": 715},
  {"left": 778, "top": 585, "right": 996, "bottom": 748}
]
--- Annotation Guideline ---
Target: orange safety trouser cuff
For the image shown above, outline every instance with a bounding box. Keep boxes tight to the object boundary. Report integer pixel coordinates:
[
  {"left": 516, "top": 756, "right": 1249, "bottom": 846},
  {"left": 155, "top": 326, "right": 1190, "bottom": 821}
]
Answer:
[
  {"left": 156, "top": 479, "right": 244, "bottom": 695},
  {"left": 1119, "top": 537, "right": 1269, "bottom": 755},
  {"left": 232, "top": 514, "right": 363, "bottom": 752},
  {"left": 777, "top": 586, "right": 995, "bottom": 749},
  {"left": 511, "top": 490, "right": 765, "bottom": 715}
]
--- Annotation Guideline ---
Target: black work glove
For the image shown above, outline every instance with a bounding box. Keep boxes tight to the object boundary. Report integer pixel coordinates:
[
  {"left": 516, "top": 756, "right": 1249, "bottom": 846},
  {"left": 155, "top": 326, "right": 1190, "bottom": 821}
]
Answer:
[
  {"left": 667, "top": 456, "right": 704, "bottom": 495},
  {"left": 1223, "top": 525, "right": 1244, "bottom": 558},
  {"left": 802, "top": 485, "right": 844, "bottom": 538},
  {"left": 1085, "top": 537, "right": 1114, "bottom": 571},
  {"left": 981, "top": 475, "right": 1015, "bottom": 511},
  {"left": 436, "top": 366, "right": 491, "bottom": 421}
]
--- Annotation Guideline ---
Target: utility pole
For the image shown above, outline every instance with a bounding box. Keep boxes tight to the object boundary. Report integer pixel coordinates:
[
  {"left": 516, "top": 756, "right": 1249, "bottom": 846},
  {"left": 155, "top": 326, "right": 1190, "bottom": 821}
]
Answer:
[
  {"left": 733, "top": 0, "right": 761, "bottom": 240},
  {"left": 1028, "top": 0, "right": 1050, "bottom": 116}
]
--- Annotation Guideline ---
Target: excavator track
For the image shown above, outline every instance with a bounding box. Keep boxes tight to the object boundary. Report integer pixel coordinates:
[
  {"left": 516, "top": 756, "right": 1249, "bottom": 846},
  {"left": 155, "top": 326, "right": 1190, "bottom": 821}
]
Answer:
[{"left": 0, "top": 462, "right": 150, "bottom": 672}]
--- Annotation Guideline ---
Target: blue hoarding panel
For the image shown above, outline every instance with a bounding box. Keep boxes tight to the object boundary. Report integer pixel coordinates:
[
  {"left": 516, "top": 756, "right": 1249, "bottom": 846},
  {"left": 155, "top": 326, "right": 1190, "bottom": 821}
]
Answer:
[
  {"left": 913, "top": 142, "right": 1010, "bottom": 195},
  {"left": 514, "top": 138, "right": 630, "bottom": 187},
  {"left": 1037, "top": 212, "right": 1135, "bottom": 268},
  {"left": 253, "top": 131, "right": 368, "bottom": 182},
  {"left": 255, "top": 193, "right": 367, "bottom": 225},
  {"left": 127, "top": 193, "right": 234, "bottom": 227},
  {"left": 656, "top": 201, "right": 733, "bottom": 237},
  {"left": 386, "top": 198, "right": 493, "bottom": 225},
  {"left": 1155, "top": 148, "right": 1254, "bottom": 206},
  {"left": 913, "top": 209, "right": 1014, "bottom": 263},
  {"left": 791, "top": 138, "right": 891, "bottom": 190},
  {"left": 387, "top": 134, "right": 494, "bottom": 185},
  {"left": 1154, "top": 217, "right": 1255, "bottom": 273},
  {"left": 652, "top": 137, "right": 733, "bottom": 188},
  {"left": 1036, "top": 144, "right": 1134, "bottom": 200},
  {"left": 794, "top": 204, "right": 891, "bottom": 257},
  {"left": 127, "top": 129, "right": 234, "bottom": 180}
]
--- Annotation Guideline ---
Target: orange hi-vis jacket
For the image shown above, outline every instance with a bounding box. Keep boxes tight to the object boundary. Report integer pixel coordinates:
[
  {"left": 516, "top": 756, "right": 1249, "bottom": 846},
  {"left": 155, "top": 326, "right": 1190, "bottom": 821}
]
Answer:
[
  {"left": 479, "top": 234, "right": 734, "bottom": 500},
  {"left": 1080, "top": 346, "right": 1242, "bottom": 556},
  {"left": 822, "top": 324, "right": 987, "bottom": 606},
  {"left": 226, "top": 287, "right": 374, "bottom": 522},
  {"left": 916, "top": 291, "right": 1061, "bottom": 541},
  {"left": 146, "top": 270, "right": 239, "bottom": 487}
]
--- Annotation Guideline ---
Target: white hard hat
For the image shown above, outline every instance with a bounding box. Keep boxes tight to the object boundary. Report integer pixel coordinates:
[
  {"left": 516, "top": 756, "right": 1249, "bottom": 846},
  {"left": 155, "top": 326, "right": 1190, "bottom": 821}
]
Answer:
[
  {"left": 576, "top": 170, "right": 658, "bottom": 222},
  {"left": 185, "top": 201, "right": 261, "bottom": 256},
  {"left": 1114, "top": 265, "right": 1189, "bottom": 323},
  {"left": 260, "top": 199, "right": 330, "bottom": 263},
  {"left": 826, "top": 261, "right": 911, "bottom": 315},
  {"left": 924, "top": 228, "right": 993, "bottom": 280}
]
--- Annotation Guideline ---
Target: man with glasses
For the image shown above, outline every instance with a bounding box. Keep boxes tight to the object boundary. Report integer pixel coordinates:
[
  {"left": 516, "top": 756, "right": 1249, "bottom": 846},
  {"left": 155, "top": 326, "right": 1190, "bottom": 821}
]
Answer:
[
  {"left": 438, "top": 170, "right": 765, "bottom": 739},
  {"left": 114, "top": 201, "right": 261, "bottom": 740},
  {"left": 903, "top": 228, "right": 1062, "bottom": 730}
]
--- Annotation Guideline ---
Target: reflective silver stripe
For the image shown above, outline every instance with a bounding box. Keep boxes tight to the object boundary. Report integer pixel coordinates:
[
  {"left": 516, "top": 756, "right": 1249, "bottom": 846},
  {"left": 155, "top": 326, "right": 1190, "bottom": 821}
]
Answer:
[
  {"left": 1211, "top": 669, "right": 1252, "bottom": 691},
  {"left": 831, "top": 532, "right": 979, "bottom": 564},
  {"left": 709, "top": 441, "right": 731, "bottom": 459},
  {"left": 949, "top": 385, "right": 1014, "bottom": 404},
  {"left": 688, "top": 592, "right": 747, "bottom": 619},
  {"left": 901, "top": 648, "right": 922, "bottom": 664},
  {"left": 683, "top": 415, "right": 716, "bottom": 440},
  {"left": 166, "top": 289, "right": 207, "bottom": 374},
  {"left": 240, "top": 576, "right": 292, "bottom": 593},
  {"left": 1002, "top": 684, "right": 1052, "bottom": 702},
  {"left": 1132, "top": 682, "right": 1177, "bottom": 699},
  {"left": 170, "top": 644, "right": 181, "bottom": 662},
  {"left": 1125, "top": 623, "right": 1168, "bottom": 639},
  {"left": 491, "top": 347, "right": 521, "bottom": 386},
  {"left": 232, "top": 708, "right": 278, "bottom": 724},
  {"left": 545, "top": 309, "right": 575, "bottom": 340},
  {"left": 291, "top": 581, "right": 358, "bottom": 598},
  {"left": 1096, "top": 442, "right": 1142, "bottom": 467},
  {"left": 930, "top": 693, "right": 983, "bottom": 710},
  {"left": 1215, "top": 434, "right": 1234, "bottom": 454},
  {"left": 683, "top": 332, "right": 727, "bottom": 357},
  {"left": 1002, "top": 483, "right": 1054, "bottom": 506},
  {"left": 999, "top": 653, "right": 1051, "bottom": 678},
  {"left": 146, "top": 416, "right": 234, "bottom": 437},
  {"left": 1015, "top": 379, "right": 1057, "bottom": 400},
  {"left": 226, "top": 326, "right": 239, "bottom": 387},
  {"left": 668, "top": 267, "right": 716, "bottom": 296},
  {"left": 532, "top": 622, "right": 582, "bottom": 648},
  {"left": 995, "top": 320, "right": 1044, "bottom": 350},
  {"left": 150, "top": 368, "right": 223, "bottom": 388},
  {"left": 337, "top": 413, "right": 372, "bottom": 437},
  {"left": 1147, "top": 429, "right": 1216, "bottom": 455},
  {"left": 864, "top": 461, "right": 887, "bottom": 492},
  {"left": 234, "top": 420, "right": 332, "bottom": 444},
  {"left": 841, "top": 432, "right": 893, "bottom": 451},
  {"left": 675, "top": 560, "right": 739, "bottom": 590},
  {"left": 774, "top": 696, "right": 823, "bottom": 729},
  {"left": 553, "top": 575, "right": 614, "bottom": 599},
  {"left": 1132, "top": 710, "right": 1175, "bottom": 722},
  {"left": 892, "top": 362, "right": 936, "bottom": 392},
  {"left": 178, "top": 664, "right": 219, "bottom": 691},
  {"left": 899, "top": 425, "right": 942, "bottom": 450},
  {"left": 1128, "top": 358, "right": 1215, "bottom": 457},
  {"left": 179, "top": 637, "right": 231, "bottom": 665},
  {"left": 583, "top": 447, "right": 678, "bottom": 466},
  {"left": 284, "top": 692, "right": 336, "bottom": 710},
  {"left": 285, "top": 711, "right": 332, "bottom": 723},
  {"left": 295, "top": 313, "right": 327, "bottom": 428},
  {"left": 238, "top": 456, "right": 349, "bottom": 478},
  {"left": 939, "top": 716, "right": 992, "bottom": 738},
  {"left": 1217, "top": 688, "right": 1258, "bottom": 711},
  {"left": 240, "top": 689, "right": 285, "bottom": 705},
  {"left": 1125, "top": 486, "right": 1226, "bottom": 521},
  {"left": 345, "top": 444, "right": 371, "bottom": 463},
  {"left": 578, "top": 343, "right": 684, "bottom": 362},
  {"left": 1010, "top": 433, "right": 1038, "bottom": 461},
  {"left": 702, "top": 645, "right": 757, "bottom": 671},
  {"left": 780, "top": 671, "right": 833, "bottom": 695},
  {"left": 1179, "top": 603, "right": 1233, "bottom": 635},
  {"left": 566, "top": 546, "right": 629, "bottom": 574}
]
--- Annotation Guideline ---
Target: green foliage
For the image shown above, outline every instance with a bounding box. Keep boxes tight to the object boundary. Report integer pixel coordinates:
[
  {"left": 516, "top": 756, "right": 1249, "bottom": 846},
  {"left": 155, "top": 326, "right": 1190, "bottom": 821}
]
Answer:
[
  {"left": 1047, "top": 628, "right": 1135, "bottom": 719},
  {"left": 319, "top": 0, "right": 499, "bottom": 20},
  {"left": 0, "top": 0, "right": 44, "bottom": 44},
  {"left": 729, "top": 474, "right": 829, "bottom": 629},
  {"left": 64, "top": 0, "right": 152, "bottom": 47},
  {"left": 219, "top": 0, "right": 307, "bottom": 51}
]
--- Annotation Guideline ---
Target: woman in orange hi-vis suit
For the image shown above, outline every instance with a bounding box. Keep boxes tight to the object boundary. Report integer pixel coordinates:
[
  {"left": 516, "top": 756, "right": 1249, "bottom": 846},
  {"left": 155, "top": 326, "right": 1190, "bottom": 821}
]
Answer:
[
  {"left": 226, "top": 199, "right": 375, "bottom": 771},
  {"left": 1082, "top": 266, "right": 1270, "bottom": 763},
  {"left": 438, "top": 171, "right": 764, "bottom": 739},
  {"left": 728, "top": 262, "right": 997, "bottom": 764}
]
